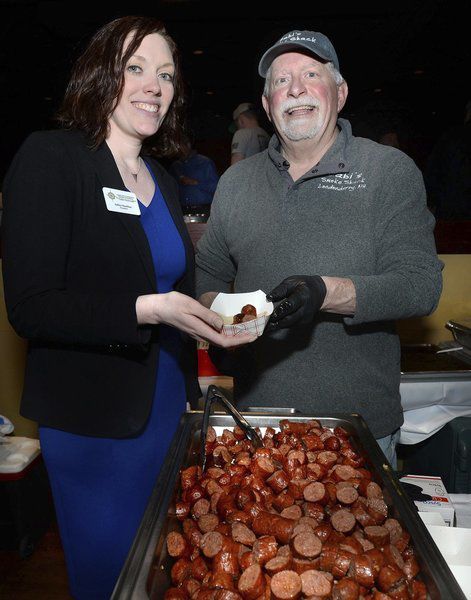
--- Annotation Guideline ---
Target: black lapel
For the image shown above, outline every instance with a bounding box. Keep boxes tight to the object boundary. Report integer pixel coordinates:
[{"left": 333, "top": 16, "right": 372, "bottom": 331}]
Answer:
[
  {"left": 90, "top": 141, "right": 157, "bottom": 290},
  {"left": 146, "top": 158, "right": 195, "bottom": 274}
]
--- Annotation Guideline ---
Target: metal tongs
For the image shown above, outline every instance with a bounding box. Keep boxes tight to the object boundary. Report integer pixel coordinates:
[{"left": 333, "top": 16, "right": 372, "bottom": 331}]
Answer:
[{"left": 199, "top": 384, "right": 263, "bottom": 470}]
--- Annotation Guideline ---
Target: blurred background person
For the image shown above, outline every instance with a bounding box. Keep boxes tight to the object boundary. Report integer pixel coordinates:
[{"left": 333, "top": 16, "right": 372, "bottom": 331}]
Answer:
[
  {"left": 1, "top": 15, "right": 254, "bottom": 599},
  {"left": 230, "top": 101, "right": 270, "bottom": 165},
  {"left": 169, "top": 132, "right": 219, "bottom": 217},
  {"left": 424, "top": 99, "right": 471, "bottom": 220},
  {"left": 378, "top": 130, "right": 401, "bottom": 149}
]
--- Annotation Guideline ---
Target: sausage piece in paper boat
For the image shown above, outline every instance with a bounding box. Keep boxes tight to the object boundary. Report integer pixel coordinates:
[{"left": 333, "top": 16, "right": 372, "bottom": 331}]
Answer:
[{"left": 210, "top": 290, "right": 274, "bottom": 337}]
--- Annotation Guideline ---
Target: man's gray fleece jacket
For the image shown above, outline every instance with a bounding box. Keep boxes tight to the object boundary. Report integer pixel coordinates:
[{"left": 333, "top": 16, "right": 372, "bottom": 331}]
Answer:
[{"left": 195, "top": 119, "right": 443, "bottom": 438}]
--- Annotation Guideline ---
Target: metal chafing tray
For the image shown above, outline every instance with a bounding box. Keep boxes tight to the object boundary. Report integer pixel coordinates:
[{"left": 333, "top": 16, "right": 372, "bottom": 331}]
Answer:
[
  {"left": 111, "top": 410, "right": 466, "bottom": 599},
  {"left": 447, "top": 319, "right": 471, "bottom": 351},
  {"left": 400, "top": 343, "right": 471, "bottom": 381}
]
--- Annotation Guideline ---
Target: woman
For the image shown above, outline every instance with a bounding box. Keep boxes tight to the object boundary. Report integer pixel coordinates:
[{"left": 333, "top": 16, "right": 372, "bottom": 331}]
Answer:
[{"left": 1, "top": 16, "right": 254, "bottom": 599}]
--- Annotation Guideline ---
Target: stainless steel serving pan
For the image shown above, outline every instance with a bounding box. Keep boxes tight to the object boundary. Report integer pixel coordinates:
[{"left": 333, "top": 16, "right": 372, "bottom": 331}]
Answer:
[
  {"left": 111, "top": 410, "right": 466, "bottom": 600},
  {"left": 400, "top": 343, "right": 471, "bottom": 381},
  {"left": 447, "top": 319, "right": 471, "bottom": 351}
]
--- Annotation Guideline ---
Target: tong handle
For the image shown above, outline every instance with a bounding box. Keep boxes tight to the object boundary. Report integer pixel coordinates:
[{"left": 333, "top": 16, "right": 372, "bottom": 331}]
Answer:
[
  {"left": 199, "top": 385, "right": 263, "bottom": 470},
  {"left": 207, "top": 385, "right": 263, "bottom": 448},
  {"left": 199, "top": 389, "right": 216, "bottom": 471}
]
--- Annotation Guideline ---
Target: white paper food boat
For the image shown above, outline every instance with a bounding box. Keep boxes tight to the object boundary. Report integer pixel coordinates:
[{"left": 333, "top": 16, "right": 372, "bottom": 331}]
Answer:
[{"left": 210, "top": 290, "right": 274, "bottom": 337}]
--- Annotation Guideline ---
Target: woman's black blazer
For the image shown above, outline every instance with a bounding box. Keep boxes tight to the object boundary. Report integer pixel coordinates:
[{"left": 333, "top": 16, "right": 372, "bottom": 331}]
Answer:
[{"left": 1, "top": 129, "right": 198, "bottom": 437}]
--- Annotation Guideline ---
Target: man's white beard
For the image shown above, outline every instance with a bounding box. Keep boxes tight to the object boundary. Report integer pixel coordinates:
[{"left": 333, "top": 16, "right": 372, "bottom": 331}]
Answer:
[
  {"left": 282, "top": 119, "right": 322, "bottom": 141},
  {"left": 279, "top": 96, "right": 322, "bottom": 141}
]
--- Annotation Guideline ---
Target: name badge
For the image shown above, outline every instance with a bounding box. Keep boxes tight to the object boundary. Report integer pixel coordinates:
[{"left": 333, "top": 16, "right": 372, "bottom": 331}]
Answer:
[{"left": 103, "top": 187, "right": 140, "bottom": 215}]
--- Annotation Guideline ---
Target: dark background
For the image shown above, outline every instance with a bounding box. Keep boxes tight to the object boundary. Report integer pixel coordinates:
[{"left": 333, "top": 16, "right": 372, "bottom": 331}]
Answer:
[{"left": 0, "top": 0, "right": 469, "bottom": 178}]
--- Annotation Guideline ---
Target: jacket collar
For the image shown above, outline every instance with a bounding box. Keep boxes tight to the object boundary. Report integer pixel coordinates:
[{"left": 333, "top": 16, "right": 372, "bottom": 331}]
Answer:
[
  {"left": 90, "top": 139, "right": 157, "bottom": 289},
  {"left": 80, "top": 134, "right": 194, "bottom": 292},
  {"left": 144, "top": 155, "right": 196, "bottom": 285}
]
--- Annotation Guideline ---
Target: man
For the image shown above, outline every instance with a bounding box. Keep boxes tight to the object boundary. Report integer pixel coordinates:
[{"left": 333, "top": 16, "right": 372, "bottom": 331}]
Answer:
[
  {"left": 196, "top": 30, "right": 443, "bottom": 466},
  {"left": 230, "top": 102, "right": 270, "bottom": 165},
  {"left": 169, "top": 137, "right": 219, "bottom": 215}
]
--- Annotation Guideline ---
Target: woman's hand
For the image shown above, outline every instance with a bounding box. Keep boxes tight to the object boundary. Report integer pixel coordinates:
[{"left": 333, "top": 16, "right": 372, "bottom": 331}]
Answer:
[{"left": 136, "top": 292, "right": 256, "bottom": 348}]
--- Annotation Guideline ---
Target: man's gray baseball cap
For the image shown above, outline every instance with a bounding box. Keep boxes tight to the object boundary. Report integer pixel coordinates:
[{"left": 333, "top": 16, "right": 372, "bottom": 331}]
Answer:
[{"left": 258, "top": 30, "right": 339, "bottom": 77}]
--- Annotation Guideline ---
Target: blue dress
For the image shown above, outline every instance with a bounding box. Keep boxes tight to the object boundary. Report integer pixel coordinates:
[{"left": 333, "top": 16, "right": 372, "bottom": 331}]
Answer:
[{"left": 39, "top": 170, "right": 187, "bottom": 599}]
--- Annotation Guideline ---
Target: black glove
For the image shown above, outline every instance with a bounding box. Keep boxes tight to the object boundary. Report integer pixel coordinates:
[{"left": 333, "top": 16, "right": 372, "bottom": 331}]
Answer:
[{"left": 266, "top": 275, "right": 327, "bottom": 329}]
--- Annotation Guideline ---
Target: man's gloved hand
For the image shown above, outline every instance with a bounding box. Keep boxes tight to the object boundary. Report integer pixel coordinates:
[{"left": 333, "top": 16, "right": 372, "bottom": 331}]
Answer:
[{"left": 266, "top": 275, "right": 327, "bottom": 329}]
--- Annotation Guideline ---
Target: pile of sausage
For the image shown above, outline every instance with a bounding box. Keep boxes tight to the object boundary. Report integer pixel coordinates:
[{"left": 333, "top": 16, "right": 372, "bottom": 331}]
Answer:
[{"left": 164, "top": 419, "right": 427, "bottom": 600}]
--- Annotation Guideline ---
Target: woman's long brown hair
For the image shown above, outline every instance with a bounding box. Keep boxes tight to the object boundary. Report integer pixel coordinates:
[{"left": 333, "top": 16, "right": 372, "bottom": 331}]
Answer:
[{"left": 57, "top": 15, "right": 186, "bottom": 157}]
